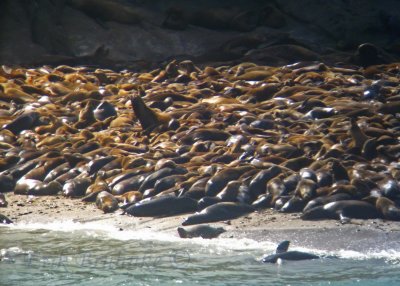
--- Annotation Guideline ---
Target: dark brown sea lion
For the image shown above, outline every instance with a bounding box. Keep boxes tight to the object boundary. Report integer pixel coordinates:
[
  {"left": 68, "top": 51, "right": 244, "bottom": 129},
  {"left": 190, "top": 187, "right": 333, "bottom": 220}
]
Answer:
[
  {"left": 216, "top": 180, "right": 241, "bottom": 202},
  {"left": 303, "top": 193, "right": 352, "bottom": 213},
  {"left": 138, "top": 167, "right": 187, "bottom": 193},
  {"left": 205, "top": 166, "right": 253, "bottom": 197},
  {"left": 96, "top": 191, "right": 119, "bottom": 213},
  {"left": 294, "top": 179, "right": 317, "bottom": 201},
  {"left": 87, "top": 155, "right": 116, "bottom": 175},
  {"left": 301, "top": 200, "right": 381, "bottom": 222},
  {"left": 177, "top": 225, "right": 226, "bottom": 239},
  {"left": 178, "top": 128, "right": 232, "bottom": 145},
  {"left": 111, "top": 172, "right": 150, "bottom": 195},
  {"left": 3, "top": 111, "right": 41, "bottom": 135},
  {"left": 182, "top": 202, "right": 255, "bottom": 226},
  {"left": 28, "top": 181, "right": 62, "bottom": 196},
  {"left": 125, "top": 195, "right": 197, "bottom": 217},
  {"left": 197, "top": 196, "right": 222, "bottom": 210},
  {"left": 279, "top": 196, "right": 307, "bottom": 213},
  {"left": 130, "top": 88, "right": 171, "bottom": 134},
  {"left": 251, "top": 194, "right": 273, "bottom": 209},
  {"left": 63, "top": 177, "right": 92, "bottom": 197}
]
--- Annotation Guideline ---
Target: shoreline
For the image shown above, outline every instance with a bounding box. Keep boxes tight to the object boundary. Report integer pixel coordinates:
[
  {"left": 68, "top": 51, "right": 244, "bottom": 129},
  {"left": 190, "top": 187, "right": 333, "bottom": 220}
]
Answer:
[{"left": 2, "top": 193, "right": 400, "bottom": 253}]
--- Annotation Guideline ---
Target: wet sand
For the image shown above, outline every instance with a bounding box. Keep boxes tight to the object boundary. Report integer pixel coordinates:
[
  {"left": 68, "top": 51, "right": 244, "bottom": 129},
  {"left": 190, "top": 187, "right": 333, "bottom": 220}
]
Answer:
[{"left": 2, "top": 193, "right": 400, "bottom": 252}]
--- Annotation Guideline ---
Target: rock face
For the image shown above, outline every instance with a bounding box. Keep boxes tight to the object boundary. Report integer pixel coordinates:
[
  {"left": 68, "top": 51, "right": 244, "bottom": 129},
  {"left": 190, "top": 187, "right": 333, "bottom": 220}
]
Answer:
[{"left": 0, "top": 0, "right": 399, "bottom": 68}]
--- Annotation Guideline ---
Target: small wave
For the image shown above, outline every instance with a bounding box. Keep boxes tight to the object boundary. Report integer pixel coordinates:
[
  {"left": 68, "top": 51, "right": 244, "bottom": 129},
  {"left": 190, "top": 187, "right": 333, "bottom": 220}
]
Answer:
[{"left": 3, "top": 221, "right": 400, "bottom": 261}]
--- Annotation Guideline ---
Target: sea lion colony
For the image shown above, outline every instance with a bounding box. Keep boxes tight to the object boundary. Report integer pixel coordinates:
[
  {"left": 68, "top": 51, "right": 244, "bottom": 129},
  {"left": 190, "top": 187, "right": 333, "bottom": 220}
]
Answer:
[{"left": 1, "top": 59, "right": 400, "bottom": 226}]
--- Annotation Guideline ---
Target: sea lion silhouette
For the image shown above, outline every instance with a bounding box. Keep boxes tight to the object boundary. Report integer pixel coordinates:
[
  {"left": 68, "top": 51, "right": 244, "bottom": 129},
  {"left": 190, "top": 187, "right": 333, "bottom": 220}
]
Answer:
[{"left": 262, "top": 240, "right": 319, "bottom": 263}]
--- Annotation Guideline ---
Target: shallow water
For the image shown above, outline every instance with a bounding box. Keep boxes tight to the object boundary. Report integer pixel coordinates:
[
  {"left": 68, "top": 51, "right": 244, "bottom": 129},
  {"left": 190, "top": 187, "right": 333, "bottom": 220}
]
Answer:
[{"left": 1, "top": 222, "right": 400, "bottom": 286}]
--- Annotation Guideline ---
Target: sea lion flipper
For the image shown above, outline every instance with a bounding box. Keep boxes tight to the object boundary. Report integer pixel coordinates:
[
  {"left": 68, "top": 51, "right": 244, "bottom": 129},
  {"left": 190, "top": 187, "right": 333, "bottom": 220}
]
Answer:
[
  {"left": 276, "top": 240, "right": 290, "bottom": 254},
  {"left": 339, "top": 213, "right": 351, "bottom": 224}
]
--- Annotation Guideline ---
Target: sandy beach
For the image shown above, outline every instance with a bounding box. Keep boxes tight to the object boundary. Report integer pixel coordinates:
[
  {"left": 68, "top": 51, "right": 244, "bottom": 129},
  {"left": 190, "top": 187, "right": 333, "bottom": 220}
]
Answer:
[{"left": 2, "top": 193, "right": 400, "bottom": 252}]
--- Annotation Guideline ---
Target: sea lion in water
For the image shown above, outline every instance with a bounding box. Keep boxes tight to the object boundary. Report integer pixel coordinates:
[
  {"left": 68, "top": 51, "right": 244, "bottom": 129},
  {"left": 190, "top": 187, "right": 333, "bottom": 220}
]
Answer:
[
  {"left": 125, "top": 195, "right": 197, "bottom": 217},
  {"left": 262, "top": 240, "right": 320, "bottom": 263},
  {"left": 182, "top": 202, "right": 255, "bottom": 226},
  {"left": 301, "top": 200, "right": 381, "bottom": 222},
  {"left": 0, "top": 213, "right": 12, "bottom": 224},
  {"left": 177, "top": 225, "right": 226, "bottom": 239}
]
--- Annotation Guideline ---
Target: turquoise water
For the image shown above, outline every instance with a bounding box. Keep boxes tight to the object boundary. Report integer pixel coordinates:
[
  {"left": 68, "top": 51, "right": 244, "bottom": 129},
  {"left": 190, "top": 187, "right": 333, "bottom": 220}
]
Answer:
[{"left": 1, "top": 222, "right": 400, "bottom": 286}]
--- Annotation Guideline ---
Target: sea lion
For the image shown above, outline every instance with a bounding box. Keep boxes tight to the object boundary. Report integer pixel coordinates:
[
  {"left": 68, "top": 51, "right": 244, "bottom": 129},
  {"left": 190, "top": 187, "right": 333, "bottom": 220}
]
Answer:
[
  {"left": 96, "top": 191, "right": 119, "bottom": 213},
  {"left": 93, "top": 100, "right": 117, "bottom": 121},
  {"left": 177, "top": 225, "right": 226, "bottom": 239},
  {"left": 116, "top": 190, "right": 143, "bottom": 206},
  {"left": 81, "top": 180, "right": 111, "bottom": 202},
  {"left": 14, "top": 179, "right": 43, "bottom": 195},
  {"left": 262, "top": 240, "right": 320, "bottom": 263},
  {"left": 205, "top": 166, "right": 253, "bottom": 197},
  {"left": 28, "top": 181, "right": 62, "bottom": 196},
  {"left": 301, "top": 200, "right": 381, "bottom": 222},
  {"left": 0, "top": 213, "right": 12, "bottom": 224},
  {"left": 216, "top": 180, "right": 241, "bottom": 202},
  {"left": 0, "top": 174, "right": 15, "bottom": 193},
  {"left": 294, "top": 179, "right": 317, "bottom": 201},
  {"left": 3, "top": 111, "right": 41, "bottom": 135},
  {"left": 248, "top": 166, "right": 281, "bottom": 199},
  {"left": 138, "top": 167, "right": 187, "bottom": 193},
  {"left": 251, "top": 194, "right": 273, "bottom": 209},
  {"left": 279, "top": 196, "right": 307, "bottom": 213},
  {"left": 125, "top": 195, "right": 197, "bottom": 217},
  {"left": 303, "top": 193, "right": 352, "bottom": 213},
  {"left": 197, "top": 196, "right": 222, "bottom": 210},
  {"left": 63, "top": 177, "right": 92, "bottom": 197},
  {"left": 182, "top": 202, "right": 255, "bottom": 226},
  {"left": 87, "top": 155, "right": 116, "bottom": 175},
  {"left": 111, "top": 172, "right": 149, "bottom": 195},
  {"left": 375, "top": 197, "right": 400, "bottom": 221},
  {"left": 130, "top": 88, "right": 171, "bottom": 134}
]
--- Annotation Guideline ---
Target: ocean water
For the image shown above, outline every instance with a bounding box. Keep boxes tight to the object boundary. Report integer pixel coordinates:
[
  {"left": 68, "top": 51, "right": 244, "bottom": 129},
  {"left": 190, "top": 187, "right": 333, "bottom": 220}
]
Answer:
[{"left": 1, "top": 222, "right": 400, "bottom": 286}]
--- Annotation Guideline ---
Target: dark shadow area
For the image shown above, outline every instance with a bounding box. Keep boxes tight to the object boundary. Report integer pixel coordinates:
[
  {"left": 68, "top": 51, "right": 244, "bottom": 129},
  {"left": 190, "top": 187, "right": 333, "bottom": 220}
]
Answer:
[{"left": 1, "top": 0, "right": 399, "bottom": 70}]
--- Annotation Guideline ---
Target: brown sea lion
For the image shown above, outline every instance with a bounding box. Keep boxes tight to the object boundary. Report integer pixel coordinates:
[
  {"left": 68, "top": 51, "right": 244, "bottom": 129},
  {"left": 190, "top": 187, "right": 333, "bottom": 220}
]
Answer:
[
  {"left": 205, "top": 166, "right": 253, "bottom": 197},
  {"left": 96, "top": 191, "right": 119, "bottom": 213},
  {"left": 130, "top": 87, "right": 171, "bottom": 134}
]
